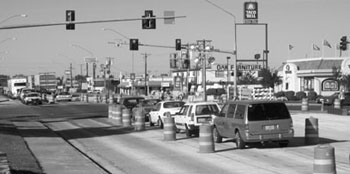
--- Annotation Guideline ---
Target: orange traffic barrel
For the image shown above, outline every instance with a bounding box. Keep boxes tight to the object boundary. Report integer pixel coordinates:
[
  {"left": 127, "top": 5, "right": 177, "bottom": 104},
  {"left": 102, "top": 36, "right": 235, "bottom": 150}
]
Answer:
[
  {"left": 199, "top": 124, "right": 215, "bottom": 153},
  {"left": 122, "top": 108, "right": 131, "bottom": 127},
  {"left": 305, "top": 117, "right": 319, "bottom": 145},
  {"left": 301, "top": 98, "right": 309, "bottom": 111},
  {"left": 163, "top": 117, "right": 176, "bottom": 141},
  {"left": 313, "top": 144, "right": 336, "bottom": 174},
  {"left": 108, "top": 104, "right": 113, "bottom": 119},
  {"left": 334, "top": 98, "right": 341, "bottom": 109},
  {"left": 114, "top": 105, "right": 122, "bottom": 126},
  {"left": 134, "top": 107, "right": 145, "bottom": 131}
]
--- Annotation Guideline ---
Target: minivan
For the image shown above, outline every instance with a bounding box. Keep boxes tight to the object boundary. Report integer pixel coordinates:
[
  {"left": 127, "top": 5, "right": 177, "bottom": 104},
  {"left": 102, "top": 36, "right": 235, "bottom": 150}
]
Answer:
[{"left": 213, "top": 100, "right": 294, "bottom": 149}]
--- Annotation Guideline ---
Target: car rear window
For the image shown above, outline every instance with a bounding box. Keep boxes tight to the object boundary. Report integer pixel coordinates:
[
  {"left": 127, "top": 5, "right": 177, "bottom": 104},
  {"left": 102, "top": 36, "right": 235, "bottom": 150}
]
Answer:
[
  {"left": 163, "top": 102, "right": 185, "bottom": 108},
  {"left": 196, "top": 104, "right": 219, "bottom": 115},
  {"left": 248, "top": 103, "right": 291, "bottom": 121}
]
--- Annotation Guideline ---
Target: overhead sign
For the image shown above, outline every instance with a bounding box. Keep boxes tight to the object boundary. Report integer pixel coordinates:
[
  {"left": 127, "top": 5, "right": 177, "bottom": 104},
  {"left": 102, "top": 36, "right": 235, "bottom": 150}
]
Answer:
[
  {"left": 84, "top": 57, "right": 97, "bottom": 63},
  {"left": 244, "top": 2, "right": 258, "bottom": 24}
]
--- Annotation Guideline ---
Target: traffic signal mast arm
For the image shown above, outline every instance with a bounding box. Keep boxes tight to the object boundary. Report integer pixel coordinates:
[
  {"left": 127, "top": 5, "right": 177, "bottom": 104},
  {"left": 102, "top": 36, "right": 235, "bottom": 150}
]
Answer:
[{"left": 0, "top": 16, "right": 186, "bottom": 30}]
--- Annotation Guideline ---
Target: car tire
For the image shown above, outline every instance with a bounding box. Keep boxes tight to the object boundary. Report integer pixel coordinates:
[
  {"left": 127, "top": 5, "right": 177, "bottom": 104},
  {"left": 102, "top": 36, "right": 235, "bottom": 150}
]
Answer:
[
  {"left": 235, "top": 131, "right": 245, "bottom": 149},
  {"left": 185, "top": 124, "right": 191, "bottom": 138},
  {"left": 158, "top": 117, "right": 164, "bottom": 129},
  {"left": 279, "top": 141, "right": 289, "bottom": 147},
  {"left": 213, "top": 127, "right": 222, "bottom": 143}
]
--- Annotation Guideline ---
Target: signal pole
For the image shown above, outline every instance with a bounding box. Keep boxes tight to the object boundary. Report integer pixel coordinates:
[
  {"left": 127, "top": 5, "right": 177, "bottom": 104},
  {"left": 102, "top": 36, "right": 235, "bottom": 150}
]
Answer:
[{"left": 141, "top": 53, "right": 151, "bottom": 96}]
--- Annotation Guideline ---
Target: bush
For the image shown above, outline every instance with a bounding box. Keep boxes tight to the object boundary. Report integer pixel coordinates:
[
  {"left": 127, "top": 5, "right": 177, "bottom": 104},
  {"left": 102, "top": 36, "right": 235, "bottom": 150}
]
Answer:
[
  {"left": 274, "top": 91, "right": 285, "bottom": 98},
  {"left": 284, "top": 91, "right": 295, "bottom": 101},
  {"left": 295, "top": 91, "right": 307, "bottom": 100},
  {"left": 308, "top": 91, "right": 318, "bottom": 101}
]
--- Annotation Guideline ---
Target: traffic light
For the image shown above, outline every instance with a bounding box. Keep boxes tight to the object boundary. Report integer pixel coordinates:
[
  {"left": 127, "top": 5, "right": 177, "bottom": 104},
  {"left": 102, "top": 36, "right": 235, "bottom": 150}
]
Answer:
[
  {"left": 340, "top": 36, "right": 348, "bottom": 51},
  {"left": 129, "top": 39, "right": 139, "bottom": 51},
  {"left": 142, "top": 10, "right": 156, "bottom": 29},
  {"left": 175, "top": 39, "right": 181, "bottom": 50},
  {"left": 183, "top": 59, "right": 190, "bottom": 69},
  {"left": 170, "top": 58, "right": 177, "bottom": 69},
  {"left": 66, "top": 10, "right": 75, "bottom": 30}
]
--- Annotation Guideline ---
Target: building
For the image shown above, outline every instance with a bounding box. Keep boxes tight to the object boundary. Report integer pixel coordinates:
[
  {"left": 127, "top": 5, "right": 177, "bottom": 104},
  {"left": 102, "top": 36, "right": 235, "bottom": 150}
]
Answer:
[
  {"left": 277, "top": 57, "right": 350, "bottom": 96},
  {"left": 34, "top": 72, "right": 57, "bottom": 91}
]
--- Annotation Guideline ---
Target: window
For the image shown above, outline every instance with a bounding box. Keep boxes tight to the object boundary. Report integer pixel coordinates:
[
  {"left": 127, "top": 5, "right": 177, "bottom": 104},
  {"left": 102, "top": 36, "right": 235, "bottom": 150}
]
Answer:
[
  {"left": 227, "top": 104, "right": 236, "bottom": 118},
  {"left": 219, "top": 104, "right": 229, "bottom": 117},
  {"left": 248, "top": 103, "right": 290, "bottom": 121},
  {"left": 163, "top": 101, "right": 185, "bottom": 108},
  {"left": 235, "top": 105, "right": 245, "bottom": 119},
  {"left": 178, "top": 105, "right": 189, "bottom": 116}
]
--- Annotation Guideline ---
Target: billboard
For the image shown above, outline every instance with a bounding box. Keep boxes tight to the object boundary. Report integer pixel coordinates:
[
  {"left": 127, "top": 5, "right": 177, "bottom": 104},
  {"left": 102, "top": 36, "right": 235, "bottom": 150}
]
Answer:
[{"left": 244, "top": 2, "right": 258, "bottom": 24}]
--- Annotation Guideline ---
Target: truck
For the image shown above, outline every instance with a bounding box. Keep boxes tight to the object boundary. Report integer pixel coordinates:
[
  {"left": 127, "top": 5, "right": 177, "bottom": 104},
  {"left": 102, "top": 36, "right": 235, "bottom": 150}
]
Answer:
[{"left": 7, "top": 78, "right": 27, "bottom": 99}]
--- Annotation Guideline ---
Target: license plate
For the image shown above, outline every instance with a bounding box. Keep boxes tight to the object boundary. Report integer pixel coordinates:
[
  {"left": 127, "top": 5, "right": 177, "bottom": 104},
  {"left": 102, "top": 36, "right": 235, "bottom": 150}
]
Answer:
[{"left": 264, "top": 125, "right": 276, "bottom": 131}]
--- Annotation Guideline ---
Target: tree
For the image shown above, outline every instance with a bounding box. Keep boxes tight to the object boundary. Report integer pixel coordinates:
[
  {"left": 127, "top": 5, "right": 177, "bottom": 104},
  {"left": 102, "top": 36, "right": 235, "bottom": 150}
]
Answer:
[
  {"left": 238, "top": 71, "right": 258, "bottom": 84},
  {"left": 332, "top": 66, "right": 350, "bottom": 91},
  {"left": 74, "top": 74, "right": 87, "bottom": 83},
  {"left": 259, "top": 68, "right": 282, "bottom": 88}
]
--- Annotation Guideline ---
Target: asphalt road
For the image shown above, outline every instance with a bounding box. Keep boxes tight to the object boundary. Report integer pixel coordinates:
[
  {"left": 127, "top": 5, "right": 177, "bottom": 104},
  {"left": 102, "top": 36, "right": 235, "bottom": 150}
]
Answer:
[{"left": 1, "top": 99, "right": 350, "bottom": 174}]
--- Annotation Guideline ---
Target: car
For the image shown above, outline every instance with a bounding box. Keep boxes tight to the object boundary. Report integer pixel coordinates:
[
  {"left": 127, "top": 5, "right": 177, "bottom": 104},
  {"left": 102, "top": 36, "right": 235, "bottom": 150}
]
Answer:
[
  {"left": 148, "top": 101, "right": 185, "bottom": 128},
  {"left": 316, "top": 92, "right": 350, "bottom": 105},
  {"left": 23, "top": 92, "right": 42, "bottom": 105},
  {"left": 55, "top": 92, "right": 72, "bottom": 102},
  {"left": 19, "top": 88, "right": 35, "bottom": 103},
  {"left": 116, "top": 95, "right": 145, "bottom": 111},
  {"left": 71, "top": 93, "right": 81, "bottom": 101},
  {"left": 213, "top": 100, "right": 294, "bottom": 149},
  {"left": 132, "top": 98, "right": 161, "bottom": 122},
  {"left": 173, "top": 101, "right": 221, "bottom": 137}
]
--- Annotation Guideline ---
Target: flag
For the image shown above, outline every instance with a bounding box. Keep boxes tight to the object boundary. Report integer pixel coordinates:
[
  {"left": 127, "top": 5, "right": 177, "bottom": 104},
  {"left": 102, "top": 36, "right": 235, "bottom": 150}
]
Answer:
[
  {"left": 289, "top": 44, "right": 294, "bottom": 50},
  {"left": 313, "top": 44, "right": 320, "bottom": 51},
  {"left": 323, "top": 40, "right": 332, "bottom": 48}
]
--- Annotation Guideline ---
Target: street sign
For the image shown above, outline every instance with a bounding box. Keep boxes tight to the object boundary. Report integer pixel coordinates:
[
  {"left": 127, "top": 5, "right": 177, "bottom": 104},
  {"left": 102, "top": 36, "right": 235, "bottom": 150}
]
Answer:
[
  {"left": 244, "top": 2, "right": 258, "bottom": 24},
  {"left": 84, "top": 57, "right": 97, "bottom": 63}
]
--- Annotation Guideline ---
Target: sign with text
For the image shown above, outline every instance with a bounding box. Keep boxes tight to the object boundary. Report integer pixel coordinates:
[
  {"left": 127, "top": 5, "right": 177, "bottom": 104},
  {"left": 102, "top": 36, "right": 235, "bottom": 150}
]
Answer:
[{"left": 244, "top": 1, "right": 258, "bottom": 24}]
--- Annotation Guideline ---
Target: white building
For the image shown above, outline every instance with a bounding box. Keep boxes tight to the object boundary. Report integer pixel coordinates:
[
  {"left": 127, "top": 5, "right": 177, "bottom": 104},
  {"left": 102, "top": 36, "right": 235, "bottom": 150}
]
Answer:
[{"left": 277, "top": 57, "right": 350, "bottom": 96}]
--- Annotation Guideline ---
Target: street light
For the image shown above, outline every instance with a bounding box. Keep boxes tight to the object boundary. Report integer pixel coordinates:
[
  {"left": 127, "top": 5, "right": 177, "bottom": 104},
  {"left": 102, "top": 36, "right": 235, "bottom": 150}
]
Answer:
[
  {"left": 0, "top": 37, "right": 16, "bottom": 45},
  {"left": 102, "top": 28, "right": 135, "bottom": 73},
  {"left": 0, "top": 14, "right": 27, "bottom": 25},
  {"left": 205, "top": 0, "right": 238, "bottom": 100},
  {"left": 71, "top": 43, "right": 95, "bottom": 78}
]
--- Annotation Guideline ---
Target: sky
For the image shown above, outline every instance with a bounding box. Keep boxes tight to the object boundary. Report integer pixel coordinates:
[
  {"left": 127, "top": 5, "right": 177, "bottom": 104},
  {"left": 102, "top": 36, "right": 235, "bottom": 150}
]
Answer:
[{"left": 0, "top": 0, "right": 349, "bottom": 77}]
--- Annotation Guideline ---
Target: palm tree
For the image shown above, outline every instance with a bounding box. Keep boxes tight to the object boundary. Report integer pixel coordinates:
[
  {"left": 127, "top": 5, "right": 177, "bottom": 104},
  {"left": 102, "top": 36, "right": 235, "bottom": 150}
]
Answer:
[{"left": 259, "top": 68, "right": 282, "bottom": 88}]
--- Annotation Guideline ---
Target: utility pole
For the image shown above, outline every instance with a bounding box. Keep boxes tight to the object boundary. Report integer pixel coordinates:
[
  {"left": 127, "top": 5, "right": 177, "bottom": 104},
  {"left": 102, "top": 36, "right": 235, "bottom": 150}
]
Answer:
[
  {"left": 141, "top": 53, "right": 151, "bottom": 96},
  {"left": 70, "top": 63, "right": 73, "bottom": 88}
]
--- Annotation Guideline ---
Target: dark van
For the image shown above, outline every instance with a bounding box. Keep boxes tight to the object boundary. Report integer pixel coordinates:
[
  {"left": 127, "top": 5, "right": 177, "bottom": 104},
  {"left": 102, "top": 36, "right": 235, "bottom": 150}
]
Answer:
[{"left": 213, "top": 100, "right": 294, "bottom": 149}]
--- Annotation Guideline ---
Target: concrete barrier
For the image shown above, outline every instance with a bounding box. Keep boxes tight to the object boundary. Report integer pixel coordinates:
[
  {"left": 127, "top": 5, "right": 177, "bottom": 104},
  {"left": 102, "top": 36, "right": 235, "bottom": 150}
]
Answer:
[
  {"left": 301, "top": 98, "right": 309, "bottom": 111},
  {"left": 134, "top": 107, "right": 145, "bottom": 131},
  {"left": 122, "top": 108, "right": 131, "bottom": 127},
  {"left": 108, "top": 104, "right": 113, "bottom": 119},
  {"left": 199, "top": 124, "right": 215, "bottom": 153},
  {"left": 313, "top": 144, "right": 336, "bottom": 174},
  {"left": 305, "top": 117, "right": 319, "bottom": 145},
  {"left": 163, "top": 117, "right": 176, "bottom": 141}
]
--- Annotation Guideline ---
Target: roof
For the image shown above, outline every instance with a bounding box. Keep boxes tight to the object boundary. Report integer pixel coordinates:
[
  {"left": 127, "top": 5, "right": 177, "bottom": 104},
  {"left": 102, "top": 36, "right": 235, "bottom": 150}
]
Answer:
[
  {"left": 225, "top": 100, "right": 285, "bottom": 105},
  {"left": 278, "top": 57, "right": 345, "bottom": 71}
]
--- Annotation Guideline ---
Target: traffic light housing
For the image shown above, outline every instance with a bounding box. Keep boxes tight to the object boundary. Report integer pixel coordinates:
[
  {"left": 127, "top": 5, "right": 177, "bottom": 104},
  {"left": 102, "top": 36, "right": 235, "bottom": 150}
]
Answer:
[
  {"left": 340, "top": 36, "right": 348, "bottom": 51},
  {"left": 175, "top": 39, "right": 181, "bottom": 50},
  {"left": 129, "top": 39, "right": 139, "bottom": 51},
  {"left": 142, "top": 10, "right": 156, "bottom": 29},
  {"left": 183, "top": 59, "right": 190, "bottom": 69},
  {"left": 66, "top": 10, "right": 75, "bottom": 30}
]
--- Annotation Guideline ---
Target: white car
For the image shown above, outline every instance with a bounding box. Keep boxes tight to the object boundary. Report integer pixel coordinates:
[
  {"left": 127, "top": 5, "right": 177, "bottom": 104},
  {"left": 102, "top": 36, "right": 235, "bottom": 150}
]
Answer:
[
  {"left": 174, "top": 101, "right": 221, "bottom": 137},
  {"left": 148, "top": 101, "right": 185, "bottom": 128},
  {"left": 23, "top": 92, "right": 42, "bottom": 105},
  {"left": 55, "top": 92, "right": 72, "bottom": 102}
]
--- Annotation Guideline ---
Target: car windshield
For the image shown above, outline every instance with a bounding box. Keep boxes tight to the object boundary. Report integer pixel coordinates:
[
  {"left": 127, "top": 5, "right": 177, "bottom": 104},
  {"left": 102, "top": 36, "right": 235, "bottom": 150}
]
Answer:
[
  {"left": 195, "top": 104, "right": 220, "bottom": 115},
  {"left": 27, "top": 93, "right": 40, "bottom": 97},
  {"left": 163, "top": 101, "right": 185, "bottom": 108},
  {"left": 248, "top": 103, "right": 291, "bottom": 121}
]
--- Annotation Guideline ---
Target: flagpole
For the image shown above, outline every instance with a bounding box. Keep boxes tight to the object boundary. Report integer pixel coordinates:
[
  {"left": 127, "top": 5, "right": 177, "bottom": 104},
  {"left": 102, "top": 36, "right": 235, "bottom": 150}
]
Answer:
[{"left": 322, "top": 39, "right": 324, "bottom": 58}]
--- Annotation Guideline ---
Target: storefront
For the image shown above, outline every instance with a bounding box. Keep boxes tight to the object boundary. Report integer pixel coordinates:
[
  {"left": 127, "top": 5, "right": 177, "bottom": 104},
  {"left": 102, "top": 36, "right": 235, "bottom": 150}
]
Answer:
[{"left": 277, "top": 57, "right": 350, "bottom": 96}]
